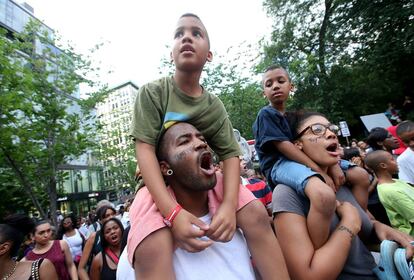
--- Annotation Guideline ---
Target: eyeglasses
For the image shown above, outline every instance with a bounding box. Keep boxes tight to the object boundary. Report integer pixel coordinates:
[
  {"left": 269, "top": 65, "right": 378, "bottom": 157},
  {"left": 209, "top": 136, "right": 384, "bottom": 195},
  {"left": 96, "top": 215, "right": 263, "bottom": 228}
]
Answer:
[{"left": 295, "top": 123, "right": 340, "bottom": 139}]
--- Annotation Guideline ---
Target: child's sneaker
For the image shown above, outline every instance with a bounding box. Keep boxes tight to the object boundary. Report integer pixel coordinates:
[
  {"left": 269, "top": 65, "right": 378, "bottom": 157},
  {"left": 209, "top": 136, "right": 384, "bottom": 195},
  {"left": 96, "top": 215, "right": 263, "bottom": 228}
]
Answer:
[{"left": 373, "top": 240, "right": 401, "bottom": 280}]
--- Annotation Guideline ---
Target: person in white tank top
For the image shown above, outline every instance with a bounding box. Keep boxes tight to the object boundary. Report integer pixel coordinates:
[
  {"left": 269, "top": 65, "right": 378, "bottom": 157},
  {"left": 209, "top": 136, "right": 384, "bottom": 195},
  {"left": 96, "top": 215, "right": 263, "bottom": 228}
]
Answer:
[{"left": 58, "top": 215, "right": 84, "bottom": 263}]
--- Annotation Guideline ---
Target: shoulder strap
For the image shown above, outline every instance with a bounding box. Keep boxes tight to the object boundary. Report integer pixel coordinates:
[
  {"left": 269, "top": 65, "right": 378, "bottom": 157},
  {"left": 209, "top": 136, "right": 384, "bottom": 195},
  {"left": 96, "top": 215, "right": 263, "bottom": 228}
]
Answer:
[
  {"left": 30, "top": 258, "right": 43, "bottom": 280},
  {"left": 92, "top": 231, "right": 100, "bottom": 254},
  {"left": 78, "top": 229, "right": 86, "bottom": 249},
  {"left": 105, "top": 248, "right": 119, "bottom": 265}
]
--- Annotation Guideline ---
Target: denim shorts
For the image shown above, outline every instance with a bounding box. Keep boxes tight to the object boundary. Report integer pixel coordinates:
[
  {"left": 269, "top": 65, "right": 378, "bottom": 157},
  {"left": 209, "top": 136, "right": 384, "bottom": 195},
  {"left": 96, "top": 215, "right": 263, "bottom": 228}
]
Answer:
[
  {"left": 271, "top": 157, "right": 322, "bottom": 196},
  {"left": 339, "top": 159, "right": 356, "bottom": 172}
]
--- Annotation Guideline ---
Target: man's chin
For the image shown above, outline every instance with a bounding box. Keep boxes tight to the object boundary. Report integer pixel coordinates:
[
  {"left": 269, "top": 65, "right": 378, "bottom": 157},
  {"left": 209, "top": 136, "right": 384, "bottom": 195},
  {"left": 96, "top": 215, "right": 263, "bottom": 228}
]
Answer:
[
  {"left": 205, "top": 175, "right": 217, "bottom": 190},
  {"left": 194, "top": 172, "right": 216, "bottom": 192}
]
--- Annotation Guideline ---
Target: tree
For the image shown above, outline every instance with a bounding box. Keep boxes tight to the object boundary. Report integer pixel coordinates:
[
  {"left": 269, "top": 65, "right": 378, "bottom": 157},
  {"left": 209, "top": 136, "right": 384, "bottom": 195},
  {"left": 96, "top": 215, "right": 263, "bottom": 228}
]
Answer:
[
  {"left": 203, "top": 59, "right": 267, "bottom": 140},
  {"left": 201, "top": 44, "right": 267, "bottom": 140},
  {"left": 0, "top": 21, "right": 106, "bottom": 225},
  {"left": 260, "top": 0, "right": 414, "bottom": 134}
]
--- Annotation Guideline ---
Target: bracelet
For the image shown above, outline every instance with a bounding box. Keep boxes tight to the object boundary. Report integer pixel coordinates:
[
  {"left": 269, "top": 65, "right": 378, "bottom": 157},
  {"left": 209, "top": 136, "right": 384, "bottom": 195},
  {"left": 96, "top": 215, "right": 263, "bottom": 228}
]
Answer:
[
  {"left": 163, "top": 204, "right": 183, "bottom": 227},
  {"left": 337, "top": 225, "right": 356, "bottom": 239}
]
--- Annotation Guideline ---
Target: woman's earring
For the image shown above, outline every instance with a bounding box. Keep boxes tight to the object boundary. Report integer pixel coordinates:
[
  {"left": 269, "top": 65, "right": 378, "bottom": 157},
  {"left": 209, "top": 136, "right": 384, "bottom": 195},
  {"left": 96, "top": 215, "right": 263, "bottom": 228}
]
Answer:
[{"left": 166, "top": 169, "right": 173, "bottom": 176}]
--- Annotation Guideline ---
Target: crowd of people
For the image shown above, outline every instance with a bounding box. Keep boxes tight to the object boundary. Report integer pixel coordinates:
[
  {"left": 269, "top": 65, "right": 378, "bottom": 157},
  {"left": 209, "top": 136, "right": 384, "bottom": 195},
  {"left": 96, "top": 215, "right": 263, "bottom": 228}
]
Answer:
[
  {"left": 1, "top": 12, "right": 414, "bottom": 280},
  {"left": 0, "top": 200, "right": 132, "bottom": 280}
]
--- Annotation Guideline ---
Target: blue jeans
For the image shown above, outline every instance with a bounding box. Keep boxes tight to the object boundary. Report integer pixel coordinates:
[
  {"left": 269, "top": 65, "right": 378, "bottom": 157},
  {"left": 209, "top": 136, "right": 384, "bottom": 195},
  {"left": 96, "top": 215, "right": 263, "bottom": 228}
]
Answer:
[{"left": 271, "top": 157, "right": 323, "bottom": 196}]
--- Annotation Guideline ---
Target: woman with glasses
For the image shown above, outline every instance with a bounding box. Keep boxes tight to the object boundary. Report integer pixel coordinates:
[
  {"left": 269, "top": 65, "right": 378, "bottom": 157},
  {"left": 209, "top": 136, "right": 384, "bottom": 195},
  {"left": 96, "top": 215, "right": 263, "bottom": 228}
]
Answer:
[{"left": 272, "top": 111, "right": 414, "bottom": 280}]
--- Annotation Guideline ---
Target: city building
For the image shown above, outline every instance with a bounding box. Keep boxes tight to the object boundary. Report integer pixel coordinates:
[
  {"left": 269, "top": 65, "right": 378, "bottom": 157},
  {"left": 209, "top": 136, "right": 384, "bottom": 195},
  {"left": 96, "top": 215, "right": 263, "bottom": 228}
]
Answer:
[
  {"left": 0, "top": 0, "right": 105, "bottom": 216},
  {"left": 96, "top": 81, "right": 139, "bottom": 201}
]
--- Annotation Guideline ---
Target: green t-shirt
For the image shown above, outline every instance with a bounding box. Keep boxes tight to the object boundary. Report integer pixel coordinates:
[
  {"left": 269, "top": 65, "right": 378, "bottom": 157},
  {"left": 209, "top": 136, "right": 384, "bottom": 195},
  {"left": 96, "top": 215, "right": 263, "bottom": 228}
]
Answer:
[
  {"left": 130, "top": 76, "right": 240, "bottom": 160},
  {"left": 377, "top": 179, "right": 414, "bottom": 236}
]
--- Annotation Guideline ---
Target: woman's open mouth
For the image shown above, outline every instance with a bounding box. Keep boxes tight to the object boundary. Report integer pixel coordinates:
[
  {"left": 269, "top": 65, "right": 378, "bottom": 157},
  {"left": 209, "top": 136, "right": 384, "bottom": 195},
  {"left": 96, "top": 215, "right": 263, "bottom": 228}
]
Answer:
[
  {"left": 110, "top": 235, "right": 119, "bottom": 243},
  {"left": 326, "top": 142, "right": 339, "bottom": 157}
]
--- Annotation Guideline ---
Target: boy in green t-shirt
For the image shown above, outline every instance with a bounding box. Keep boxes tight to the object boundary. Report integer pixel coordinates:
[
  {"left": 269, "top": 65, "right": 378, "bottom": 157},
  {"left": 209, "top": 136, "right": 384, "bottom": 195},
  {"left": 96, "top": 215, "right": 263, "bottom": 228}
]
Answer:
[
  {"left": 365, "top": 150, "right": 414, "bottom": 235},
  {"left": 129, "top": 13, "right": 288, "bottom": 279}
]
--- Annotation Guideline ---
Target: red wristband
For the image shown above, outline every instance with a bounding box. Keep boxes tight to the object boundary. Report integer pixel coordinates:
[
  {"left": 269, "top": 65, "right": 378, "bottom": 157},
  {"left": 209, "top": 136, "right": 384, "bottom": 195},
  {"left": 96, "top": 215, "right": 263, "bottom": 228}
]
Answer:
[{"left": 163, "top": 204, "right": 182, "bottom": 227}]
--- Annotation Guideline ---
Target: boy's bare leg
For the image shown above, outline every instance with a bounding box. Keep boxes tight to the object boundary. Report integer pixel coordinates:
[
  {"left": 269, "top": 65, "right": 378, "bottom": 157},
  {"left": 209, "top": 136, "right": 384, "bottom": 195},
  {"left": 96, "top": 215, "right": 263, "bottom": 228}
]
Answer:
[
  {"left": 304, "top": 176, "right": 336, "bottom": 249},
  {"left": 345, "top": 167, "right": 370, "bottom": 210},
  {"left": 134, "top": 228, "right": 175, "bottom": 280},
  {"left": 237, "top": 199, "right": 290, "bottom": 280}
]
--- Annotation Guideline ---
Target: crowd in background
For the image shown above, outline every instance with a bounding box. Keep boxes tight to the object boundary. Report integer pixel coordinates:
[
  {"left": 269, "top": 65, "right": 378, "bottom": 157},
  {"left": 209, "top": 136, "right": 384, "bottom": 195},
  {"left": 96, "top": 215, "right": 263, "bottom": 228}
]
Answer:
[{"left": 0, "top": 198, "right": 133, "bottom": 280}]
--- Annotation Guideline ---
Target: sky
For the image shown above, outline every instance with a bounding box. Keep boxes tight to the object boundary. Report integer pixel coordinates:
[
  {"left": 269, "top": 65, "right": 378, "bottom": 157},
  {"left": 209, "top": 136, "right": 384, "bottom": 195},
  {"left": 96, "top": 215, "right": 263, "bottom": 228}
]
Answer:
[{"left": 24, "top": 0, "right": 273, "bottom": 90}]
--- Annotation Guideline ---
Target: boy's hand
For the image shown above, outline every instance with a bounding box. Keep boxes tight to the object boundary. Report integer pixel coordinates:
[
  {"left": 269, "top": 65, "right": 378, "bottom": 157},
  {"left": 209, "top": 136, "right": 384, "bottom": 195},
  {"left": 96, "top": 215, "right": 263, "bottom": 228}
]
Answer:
[
  {"left": 171, "top": 209, "right": 213, "bottom": 252},
  {"left": 350, "top": 156, "right": 362, "bottom": 167},
  {"left": 328, "top": 164, "right": 346, "bottom": 189},
  {"left": 207, "top": 202, "right": 236, "bottom": 242},
  {"left": 319, "top": 170, "right": 337, "bottom": 192}
]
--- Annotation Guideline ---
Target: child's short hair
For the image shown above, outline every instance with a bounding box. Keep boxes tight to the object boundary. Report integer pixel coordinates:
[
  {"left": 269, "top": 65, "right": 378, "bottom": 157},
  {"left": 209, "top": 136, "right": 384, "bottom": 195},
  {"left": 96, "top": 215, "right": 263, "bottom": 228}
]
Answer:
[
  {"left": 364, "top": 150, "right": 389, "bottom": 173},
  {"left": 180, "top": 12, "right": 202, "bottom": 21},
  {"left": 179, "top": 13, "right": 210, "bottom": 49},
  {"left": 262, "top": 65, "right": 291, "bottom": 82},
  {"left": 396, "top": 120, "right": 414, "bottom": 137}
]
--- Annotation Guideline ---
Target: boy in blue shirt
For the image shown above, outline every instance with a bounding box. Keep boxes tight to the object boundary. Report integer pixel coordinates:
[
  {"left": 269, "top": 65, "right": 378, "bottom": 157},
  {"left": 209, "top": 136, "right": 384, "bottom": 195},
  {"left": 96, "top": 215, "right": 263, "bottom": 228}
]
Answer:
[{"left": 254, "top": 65, "right": 341, "bottom": 248}]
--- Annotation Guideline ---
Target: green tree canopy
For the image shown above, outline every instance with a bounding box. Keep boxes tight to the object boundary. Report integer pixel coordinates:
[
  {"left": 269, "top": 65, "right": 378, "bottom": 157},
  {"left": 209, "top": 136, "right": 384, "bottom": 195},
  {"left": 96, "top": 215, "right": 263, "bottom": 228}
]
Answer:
[
  {"left": 0, "top": 21, "right": 107, "bottom": 223},
  {"left": 260, "top": 0, "right": 414, "bottom": 135}
]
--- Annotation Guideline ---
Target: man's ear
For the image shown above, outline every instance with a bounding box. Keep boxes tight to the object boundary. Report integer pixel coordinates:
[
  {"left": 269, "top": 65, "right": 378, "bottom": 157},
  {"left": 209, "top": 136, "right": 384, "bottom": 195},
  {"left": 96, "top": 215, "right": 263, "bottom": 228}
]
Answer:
[
  {"left": 159, "top": 161, "right": 171, "bottom": 176},
  {"left": 206, "top": 50, "right": 213, "bottom": 62},
  {"left": 170, "top": 51, "right": 174, "bottom": 63},
  {"left": 379, "top": 162, "right": 387, "bottom": 169},
  {"left": 0, "top": 241, "right": 11, "bottom": 256}
]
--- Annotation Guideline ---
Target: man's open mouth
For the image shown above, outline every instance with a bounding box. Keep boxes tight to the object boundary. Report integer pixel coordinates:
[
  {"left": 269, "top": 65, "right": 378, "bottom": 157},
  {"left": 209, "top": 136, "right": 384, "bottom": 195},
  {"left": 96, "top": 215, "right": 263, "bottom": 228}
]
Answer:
[{"left": 199, "top": 151, "right": 215, "bottom": 175}]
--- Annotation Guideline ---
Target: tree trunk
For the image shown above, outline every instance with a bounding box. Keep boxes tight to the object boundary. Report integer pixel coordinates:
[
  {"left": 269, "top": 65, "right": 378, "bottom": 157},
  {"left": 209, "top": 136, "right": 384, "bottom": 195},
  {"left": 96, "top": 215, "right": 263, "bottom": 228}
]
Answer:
[
  {"left": 47, "top": 129, "right": 58, "bottom": 227},
  {"left": 47, "top": 176, "right": 58, "bottom": 227},
  {"left": 318, "top": 0, "right": 334, "bottom": 77},
  {"left": 1, "top": 148, "right": 47, "bottom": 218}
]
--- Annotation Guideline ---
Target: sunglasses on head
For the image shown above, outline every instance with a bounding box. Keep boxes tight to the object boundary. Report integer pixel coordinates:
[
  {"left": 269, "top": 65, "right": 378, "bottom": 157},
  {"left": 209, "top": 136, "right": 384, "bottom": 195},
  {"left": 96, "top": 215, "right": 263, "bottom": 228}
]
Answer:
[{"left": 295, "top": 123, "right": 340, "bottom": 140}]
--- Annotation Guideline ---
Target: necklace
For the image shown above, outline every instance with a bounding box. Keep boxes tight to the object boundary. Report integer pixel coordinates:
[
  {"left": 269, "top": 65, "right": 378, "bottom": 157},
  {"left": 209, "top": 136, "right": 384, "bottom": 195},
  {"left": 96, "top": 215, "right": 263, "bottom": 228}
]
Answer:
[{"left": 1, "top": 261, "right": 17, "bottom": 280}]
